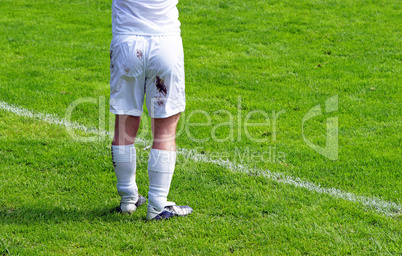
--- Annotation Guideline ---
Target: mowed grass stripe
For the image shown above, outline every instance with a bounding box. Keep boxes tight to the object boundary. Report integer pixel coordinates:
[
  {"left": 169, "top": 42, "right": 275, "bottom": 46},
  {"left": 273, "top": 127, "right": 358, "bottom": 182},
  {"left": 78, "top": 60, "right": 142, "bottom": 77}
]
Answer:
[{"left": 0, "top": 109, "right": 401, "bottom": 255}]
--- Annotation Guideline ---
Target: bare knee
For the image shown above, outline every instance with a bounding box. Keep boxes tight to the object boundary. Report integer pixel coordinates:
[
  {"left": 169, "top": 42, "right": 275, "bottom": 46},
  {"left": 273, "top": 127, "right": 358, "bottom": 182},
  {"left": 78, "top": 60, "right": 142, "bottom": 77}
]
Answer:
[
  {"left": 151, "top": 113, "right": 181, "bottom": 151},
  {"left": 113, "top": 115, "right": 141, "bottom": 145}
]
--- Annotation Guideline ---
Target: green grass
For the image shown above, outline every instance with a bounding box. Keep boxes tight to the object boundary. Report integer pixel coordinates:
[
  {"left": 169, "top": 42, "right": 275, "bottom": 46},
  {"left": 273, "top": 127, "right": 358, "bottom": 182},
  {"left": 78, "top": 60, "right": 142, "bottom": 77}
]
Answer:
[{"left": 1, "top": 0, "right": 401, "bottom": 254}]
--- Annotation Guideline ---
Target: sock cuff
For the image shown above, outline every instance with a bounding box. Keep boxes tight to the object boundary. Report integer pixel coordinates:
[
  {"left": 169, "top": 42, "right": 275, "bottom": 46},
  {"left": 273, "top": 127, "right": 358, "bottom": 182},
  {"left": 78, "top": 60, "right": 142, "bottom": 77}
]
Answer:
[
  {"left": 148, "top": 148, "right": 176, "bottom": 173},
  {"left": 111, "top": 144, "right": 136, "bottom": 163}
]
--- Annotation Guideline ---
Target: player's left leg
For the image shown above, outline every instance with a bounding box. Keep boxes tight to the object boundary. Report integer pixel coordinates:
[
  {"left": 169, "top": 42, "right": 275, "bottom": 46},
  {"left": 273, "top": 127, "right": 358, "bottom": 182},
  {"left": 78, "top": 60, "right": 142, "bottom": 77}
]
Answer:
[
  {"left": 112, "top": 114, "right": 140, "bottom": 146},
  {"left": 111, "top": 115, "right": 146, "bottom": 214},
  {"left": 109, "top": 35, "right": 147, "bottom": 214}
]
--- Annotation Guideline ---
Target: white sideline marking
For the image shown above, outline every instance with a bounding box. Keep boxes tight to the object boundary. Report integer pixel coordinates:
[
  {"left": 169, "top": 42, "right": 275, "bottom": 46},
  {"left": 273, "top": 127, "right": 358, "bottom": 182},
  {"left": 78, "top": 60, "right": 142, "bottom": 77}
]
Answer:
[
  {"left": 1, "top": 100, "right": 400, "bottom": 216},
  {"left": 0, "top": 101, "right": 103, "bottom": 134},
  {"left": 179, "top": 148, "right": 401, "bottom": 216}
]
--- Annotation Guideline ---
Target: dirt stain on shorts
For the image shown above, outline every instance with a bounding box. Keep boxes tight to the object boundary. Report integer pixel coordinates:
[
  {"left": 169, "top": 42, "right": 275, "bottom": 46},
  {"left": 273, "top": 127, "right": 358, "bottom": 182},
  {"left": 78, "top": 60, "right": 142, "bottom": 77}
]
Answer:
[
  {"left": 110, "top": 50, "right": 114, "bottom": 69},
  {"left": 157, "top": 98, "right": 165, "bottom": 106},
  {"left": 136, "top": 49, "right": 143, "bottom": 59},
  {"left": 155, "top": 76, "right": 167, "bottom": 96}
]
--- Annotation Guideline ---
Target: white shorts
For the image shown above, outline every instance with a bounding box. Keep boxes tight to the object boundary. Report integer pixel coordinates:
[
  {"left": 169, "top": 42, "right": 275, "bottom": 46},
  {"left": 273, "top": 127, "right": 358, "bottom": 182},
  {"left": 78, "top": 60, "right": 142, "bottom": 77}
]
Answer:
[{"left": 109, "top": 35, "right": 185, "bottom": 118}]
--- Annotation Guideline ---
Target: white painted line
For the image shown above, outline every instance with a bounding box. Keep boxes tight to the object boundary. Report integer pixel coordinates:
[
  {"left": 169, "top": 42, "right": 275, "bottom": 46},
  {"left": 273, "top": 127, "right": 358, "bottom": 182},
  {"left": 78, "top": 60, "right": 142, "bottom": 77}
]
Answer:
[
  {"left": 179, "top": 148, "right": 401, "bottom": 216},
  {"left": 0, "top": 101, "right": 102, "bottom": 134},
  {"left": 1, "top": 100, "right": 400, "bottom": 216}
]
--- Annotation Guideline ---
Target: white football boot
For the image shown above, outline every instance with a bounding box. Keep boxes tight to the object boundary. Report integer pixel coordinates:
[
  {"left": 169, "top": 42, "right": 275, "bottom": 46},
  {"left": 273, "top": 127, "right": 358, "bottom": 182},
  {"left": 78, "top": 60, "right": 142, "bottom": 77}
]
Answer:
[
  {"left": 119, "top": 195, "right": 147, "bottom": 214},
  {"left": 146, "top": 201, "right": 193, "bottom": 220}
]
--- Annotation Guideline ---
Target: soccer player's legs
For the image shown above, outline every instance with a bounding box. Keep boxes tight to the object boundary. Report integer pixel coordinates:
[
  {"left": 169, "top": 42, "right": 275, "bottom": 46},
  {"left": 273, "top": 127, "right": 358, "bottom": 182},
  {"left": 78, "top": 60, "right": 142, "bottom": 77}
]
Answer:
[{"left": 110, "top": 35, "right": 147, "bottom": 214}]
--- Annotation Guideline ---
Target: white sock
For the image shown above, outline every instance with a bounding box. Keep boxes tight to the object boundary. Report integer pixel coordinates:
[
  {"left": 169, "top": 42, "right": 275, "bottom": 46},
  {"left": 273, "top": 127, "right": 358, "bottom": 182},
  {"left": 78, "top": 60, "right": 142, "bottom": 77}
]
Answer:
[
  {"left": 147, "top": 148, "right": 176, "bottom": 212},
  {"left": 111, "top": 144, "right": 138, "bottom": 204}
]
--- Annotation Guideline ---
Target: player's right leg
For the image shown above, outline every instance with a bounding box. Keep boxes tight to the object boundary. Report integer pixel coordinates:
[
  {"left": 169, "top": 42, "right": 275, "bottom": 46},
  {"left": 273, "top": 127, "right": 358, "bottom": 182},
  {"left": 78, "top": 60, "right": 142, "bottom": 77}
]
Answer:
[
  {"left": 146, "top": 113, "right": 193, "bottom": 220},
  {"left": 143, "top": 35, "right": 192, "bottom": 220}
]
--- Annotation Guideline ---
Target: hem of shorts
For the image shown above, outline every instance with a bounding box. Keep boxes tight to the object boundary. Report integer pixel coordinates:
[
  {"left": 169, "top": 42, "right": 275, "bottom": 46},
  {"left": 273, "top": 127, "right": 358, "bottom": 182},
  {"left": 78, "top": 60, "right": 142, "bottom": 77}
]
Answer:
[
  {"left": 112, "top": 32, "right": 181, "bottom": 37},
  {"left": 148, "top": 108, "right": 185, "bottom": 119},
  {"left": 110, "top": 109, "right": 143, "bottom": 117}
]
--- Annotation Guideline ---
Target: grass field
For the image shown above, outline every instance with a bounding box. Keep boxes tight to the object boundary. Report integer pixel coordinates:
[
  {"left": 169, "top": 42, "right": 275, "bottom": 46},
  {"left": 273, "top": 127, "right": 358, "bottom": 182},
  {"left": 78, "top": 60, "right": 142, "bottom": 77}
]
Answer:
[{"left": 0, "top": 0, "right": 401, "bottom": 254}]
